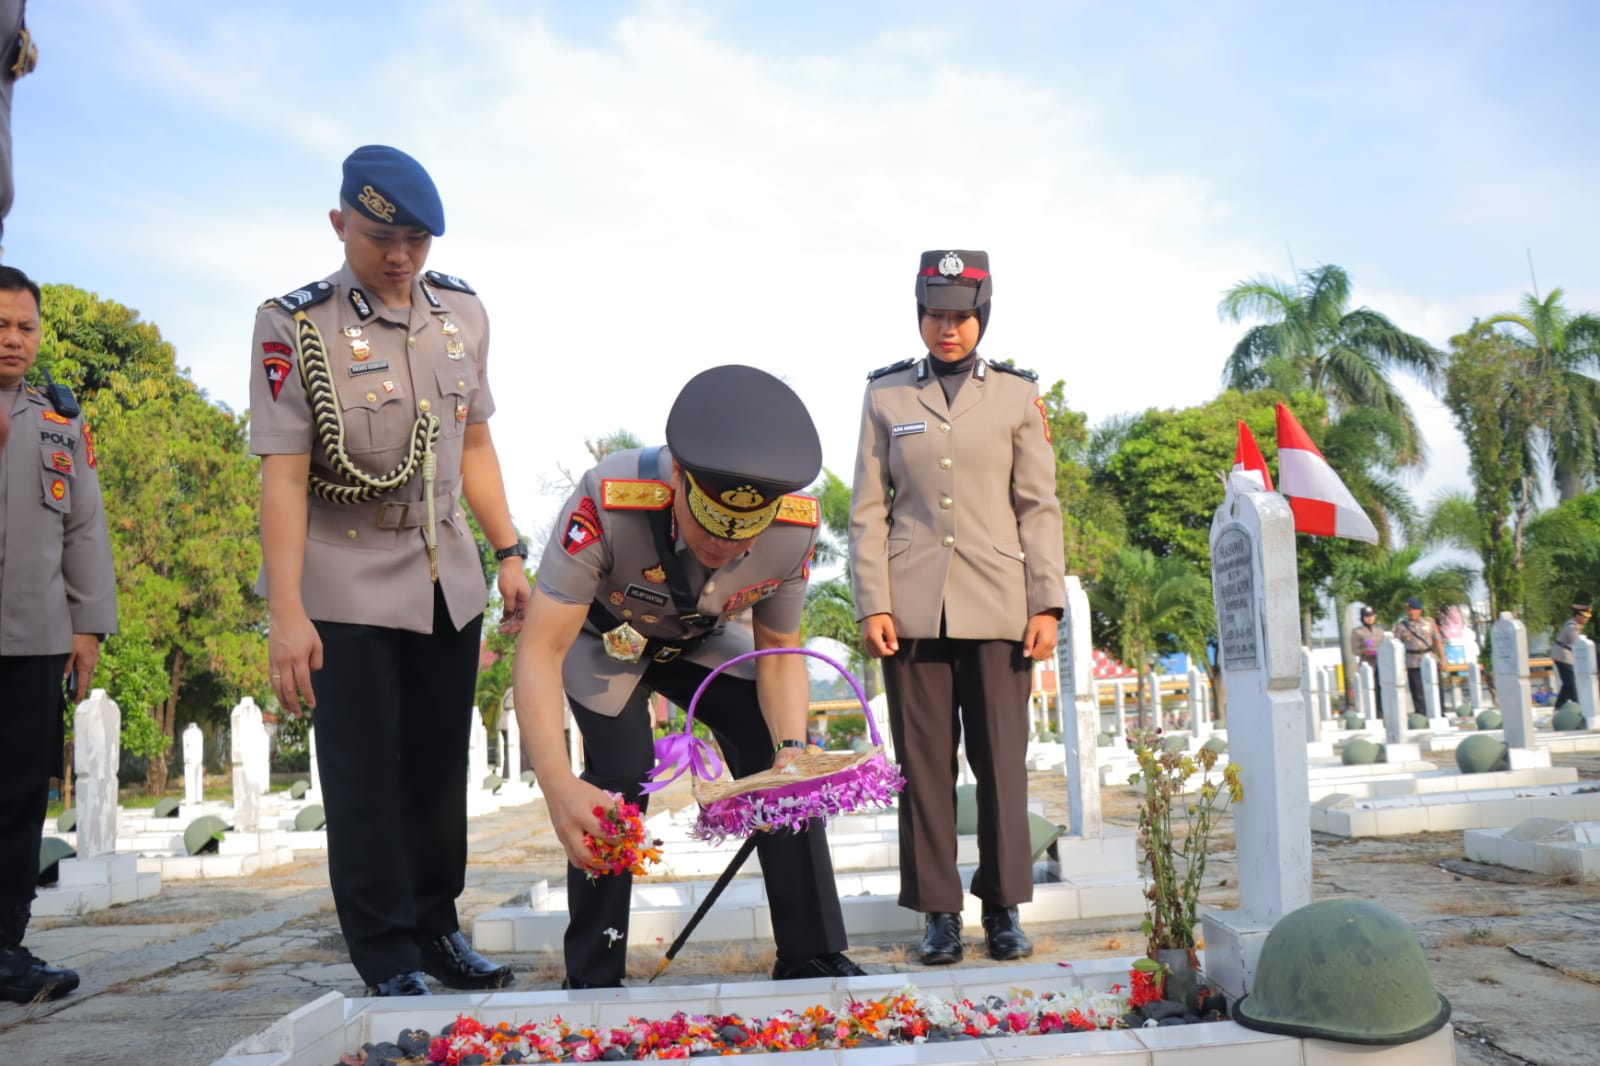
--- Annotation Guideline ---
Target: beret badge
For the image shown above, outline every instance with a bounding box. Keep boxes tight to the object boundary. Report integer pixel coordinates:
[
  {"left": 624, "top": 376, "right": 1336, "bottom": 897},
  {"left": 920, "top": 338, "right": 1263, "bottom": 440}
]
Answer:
[{"left": 358, "top": 184, "right": 396, "bottom": 222}]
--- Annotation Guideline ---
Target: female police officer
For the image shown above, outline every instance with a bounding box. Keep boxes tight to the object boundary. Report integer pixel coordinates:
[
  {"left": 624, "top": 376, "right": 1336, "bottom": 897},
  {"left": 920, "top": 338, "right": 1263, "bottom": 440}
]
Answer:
[{"left": 849, "top": 250, "right": 1064, "bottom": 965}]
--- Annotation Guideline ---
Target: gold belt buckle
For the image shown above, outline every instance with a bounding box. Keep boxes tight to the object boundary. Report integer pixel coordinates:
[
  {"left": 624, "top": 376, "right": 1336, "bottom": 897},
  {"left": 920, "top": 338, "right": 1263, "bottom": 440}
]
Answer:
[{"left": 376, "top": 501, "right": 410, "bottom": 529}]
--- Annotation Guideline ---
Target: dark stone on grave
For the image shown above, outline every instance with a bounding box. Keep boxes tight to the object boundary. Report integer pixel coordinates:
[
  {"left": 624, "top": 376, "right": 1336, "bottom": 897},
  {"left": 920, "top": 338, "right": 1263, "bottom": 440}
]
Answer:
[
  {"left": 561, "top": 1034, "right": 585, "bottom": 1045},
  {"left": 1342, "top": 710, "right": 1364, "bottom": 730},
  {"left": 183, "top": 815, "right": 229, "bottom": 856},
  {"left": 600, "top": 1048, "right": 625, "bottom": 1061},
  {"left": 1159, "top": 1016, "right": 1189, "bottom": 1026},
  {"left": 396, "top": 1029, "right": 431, "bottom": 1056},
  {"left": 483, "top": 773, "right": 503, "bottom": 793},
  {"left": 56, "top": 808, "right": 76, "bottom": 832},
  {"left": 1342, "top": 738, "right": 1381, "bottom": 766},
  {"left": 856, "top": 1036, "right": 888, "bottom": 1047},
  {"left": 1407, "top": 712, "right": 1428, "bottom": 729},
  {"left": 502, "top": 1052, "right": 525, "bottom": 1064},
  {"left": 520, "top": 769, "right": 537, "bottom": 785},
  {"left": 718, "top": 1026, "right": 747, "bottom": 1044},
  {"left": 927, "top": 1026, "right": 959, "bottom": 1042},
  {"left": 38, "top": 837, "right": 75, "bottom": 885},
  {"left": 1552, "top": 703, "right": 1585, "bottom": 731},
  {"left": 953, "top": 1032, "right": 977, "bottom": 1040},
  {"left": 984, "top": 994, "right": 1006, "bottom": 1010},
  {"left": 460, "top": 1054, "right": 487, "bottom": 1065},
  {"left": 1120, "top": 1011, "right": 1142, "bottom": 1028},
  {"left": 1475, "top": 708, "right": 1502, "bottom": 730},
  {"left": 1140, "top": 1000, "right": 1187, "bottom": 1022},
  {"left": 690, "top": 1050, "right": 721, "bottom": 1057},
  {"left": 1234, "top": 898, "right": 1450, "bottom": 1044},
  {"left": 997, "top": 1015, "right": 1016, "bottom": 1032},
  {"left": 294, "top": 804, "right": 326, "bottom": 832},
  {"left": 152, "top": 797, "right": 181, "bottom": 818},
  {"left": 289, "top": 779, "right": 310, "bottom": 799},
  {"left": 1456, "top": 734, "right": 1508, "bottom": 774},
  {"left": 361, "top": 1041, "right": 404, "bottom": 1065}
]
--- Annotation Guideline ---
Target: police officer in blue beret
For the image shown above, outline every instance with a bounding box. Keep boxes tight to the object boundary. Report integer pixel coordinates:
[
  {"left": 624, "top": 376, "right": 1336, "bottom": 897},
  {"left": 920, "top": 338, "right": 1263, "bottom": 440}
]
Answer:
[{"left": 250, "top": 146, "right": 530, "bottom": 996}]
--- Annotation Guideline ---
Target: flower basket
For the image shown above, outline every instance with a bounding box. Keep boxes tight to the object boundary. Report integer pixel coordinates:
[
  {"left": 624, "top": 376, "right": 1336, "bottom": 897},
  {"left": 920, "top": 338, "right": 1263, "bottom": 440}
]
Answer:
[{"left": 643, "top": 647, "right": 904, "bottom": 842}]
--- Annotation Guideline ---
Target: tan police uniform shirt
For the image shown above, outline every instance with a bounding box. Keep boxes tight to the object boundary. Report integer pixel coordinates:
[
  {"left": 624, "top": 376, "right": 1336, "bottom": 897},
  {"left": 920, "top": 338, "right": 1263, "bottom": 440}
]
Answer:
[
  {"left": 535, "top": 447, "right": 820, "bottom": 717},
  {"left": 248, "top": 264, "right": 492, "bottom": 634},
  {"left": 1395, "top": 616, "right": 1438, "bottom": 669},
  {"left": 0, "top": 383, "right": 117, "bottom": 655},
  {"left": 1351, "top": 621, "right": 1386, "bottom": 665},
  {"left": 1552, "top": 618, "right": 1581, "bottom": 666},
  {"left": 849, "top": 356, "right": 1065, "bottom": 640}
]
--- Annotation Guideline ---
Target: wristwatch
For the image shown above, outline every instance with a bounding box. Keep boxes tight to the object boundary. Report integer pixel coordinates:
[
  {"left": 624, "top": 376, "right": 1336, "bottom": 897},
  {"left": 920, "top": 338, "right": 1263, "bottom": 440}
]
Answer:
[{"left": 493, "top": 540, "right": 529, "bottom": 562}]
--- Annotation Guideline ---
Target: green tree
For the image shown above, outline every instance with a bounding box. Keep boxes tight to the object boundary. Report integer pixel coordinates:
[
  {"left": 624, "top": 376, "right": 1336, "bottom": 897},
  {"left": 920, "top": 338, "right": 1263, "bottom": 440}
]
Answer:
[
  {"left": 1219, "top": 264, "right": 1442, "bottom": 466},
  {"left": 1040, "top": 379, "right": 1125, "bottom": 580},
  {"left": 1090, "top": 547, "right": 1211, "bottom": 728},
  {"left": 800, "top": 469, "right": 876, "bottom": 698},
  {"left": 1483, "top": 289, "right": 1600, "bottom": 501},
  {"left": 1522, "top": 493, "right": 1600, "bottom": 634},
  {"left": 1330, "top": 545, "right": 1473, "bottom": 627}
]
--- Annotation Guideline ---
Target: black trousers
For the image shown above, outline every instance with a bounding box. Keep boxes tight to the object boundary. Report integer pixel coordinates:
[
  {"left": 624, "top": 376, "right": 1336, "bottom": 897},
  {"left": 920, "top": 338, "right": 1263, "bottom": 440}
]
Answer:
[
  {"left": 563, "top": 656, "right": 847, "bottom": 987},
  {"left": 1407, "top": 666, "right": 1427, "bottom": 719},
  {"left": 310, "top": 586, "right": 483, "bottom": 985},
  {"left": 0, "top": 654, "right": 66, "bottom": 927},
  {"left": 1555, "top": 661, "right": 1578, "bottom": 708},
  {"left": 881, "top": 638, "right": 1033, "bottom": 913}
]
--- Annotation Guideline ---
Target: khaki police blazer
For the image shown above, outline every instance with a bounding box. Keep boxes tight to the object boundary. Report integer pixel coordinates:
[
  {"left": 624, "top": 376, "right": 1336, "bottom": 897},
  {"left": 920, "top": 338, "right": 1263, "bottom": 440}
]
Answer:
[
  {"left": 849, "top": 355, "right": 1064, "bottom": 641},
  {"left": 249, "top": 264, "right": 493, "bottom": 634},
  {"left": 1, "top": 382, "right": 117, "bottom": 655},
  {"left": 535, "top": 447, "right": 820, "bottom": 717},
  {"left": 1552, "top": 618, "right": 1580, "bottom": 665}
]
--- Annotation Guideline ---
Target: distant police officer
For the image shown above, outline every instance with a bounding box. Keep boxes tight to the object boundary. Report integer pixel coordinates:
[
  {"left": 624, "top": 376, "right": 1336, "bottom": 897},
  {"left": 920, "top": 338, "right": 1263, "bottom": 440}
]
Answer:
[
  {"left": 0, "top": 265, "right": 116, "bottom": 1002},
  {"left": 1395, "top": 598, "right": 1442, "bottom": 720},
  {"left": 512, "top": 365, "right": 863, "bottom": 988},
  {"left": 849, "top": 250, "right": 1065, "bottom": 966},
  {"left": 1351, "top": 606, "right": 1386, "bottom": 719},
  {"left": 1551, "top": 600, "right": 1591, "bottom": 708},
  {"left": 251, "top": 146, "right": 530, "bottom": 997}
]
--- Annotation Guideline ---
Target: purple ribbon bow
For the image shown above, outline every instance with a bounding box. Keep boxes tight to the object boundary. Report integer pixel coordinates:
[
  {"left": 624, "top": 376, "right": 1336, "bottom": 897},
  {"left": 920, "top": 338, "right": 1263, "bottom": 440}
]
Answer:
[{"left": 641, "top": 730, "right": 724, "bottom": 794}]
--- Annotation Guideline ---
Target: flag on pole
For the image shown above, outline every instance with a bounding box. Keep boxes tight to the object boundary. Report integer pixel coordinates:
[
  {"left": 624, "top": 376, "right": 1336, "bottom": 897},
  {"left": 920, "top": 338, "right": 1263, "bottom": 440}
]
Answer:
[
  {"left": 1275, "top": 403, "right": 1378, "bottom": 543},
  {"left": 1229, "top": 420, "right": 1273, "bottom": 492}
]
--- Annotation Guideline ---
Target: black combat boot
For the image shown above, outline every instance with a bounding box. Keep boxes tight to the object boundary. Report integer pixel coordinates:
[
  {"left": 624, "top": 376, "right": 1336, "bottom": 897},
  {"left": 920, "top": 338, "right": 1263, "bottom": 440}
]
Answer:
[{"left": 0, "top": 902, "right": 80, "bottom": 1003}]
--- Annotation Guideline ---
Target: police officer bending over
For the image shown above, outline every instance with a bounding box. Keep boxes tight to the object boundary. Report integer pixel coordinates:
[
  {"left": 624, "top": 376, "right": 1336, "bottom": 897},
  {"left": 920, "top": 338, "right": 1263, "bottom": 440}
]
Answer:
[
  {"left": 251, "top": 147, "right": 530, "bottom": 997},
  {"left": 0, "top": 265, "right": 116, "bottom": 1002},
  {"left": 512, "top": 365, "right": 863, "bottom": 987}
]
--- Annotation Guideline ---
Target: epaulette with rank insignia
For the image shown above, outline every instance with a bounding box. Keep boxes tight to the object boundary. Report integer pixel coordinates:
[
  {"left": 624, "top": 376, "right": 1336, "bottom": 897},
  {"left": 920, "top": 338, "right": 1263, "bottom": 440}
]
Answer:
[
  {"left": 424, "top": 270, "right": 476, "bottom": 295},
  {"left": 866, "top": 357, "right": 916, "bottom": 381},
  {"left": 774, "top": 494, "right": 820, "bottom": 527},
  {"left": 264, "top": 280, "right": 337, "bottom": 314},
  {"left": 601, "top": 479, "right": 672, "bottom": 510},
  {"left": 986, "top": 359, "right": 1038, "bottom": 382}
]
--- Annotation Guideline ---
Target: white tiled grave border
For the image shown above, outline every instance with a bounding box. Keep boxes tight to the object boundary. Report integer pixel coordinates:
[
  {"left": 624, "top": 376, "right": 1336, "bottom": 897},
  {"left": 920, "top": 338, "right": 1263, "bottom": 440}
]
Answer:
[
  {"left": 1464, "top": 817, "right": 1600, "bottom": 880},
  {"left": 1311, "top": 780, "right": 1600, "bottom": 838},
  {"left": 211, "top": 959, "right": 1455, "bottom": 1066}
]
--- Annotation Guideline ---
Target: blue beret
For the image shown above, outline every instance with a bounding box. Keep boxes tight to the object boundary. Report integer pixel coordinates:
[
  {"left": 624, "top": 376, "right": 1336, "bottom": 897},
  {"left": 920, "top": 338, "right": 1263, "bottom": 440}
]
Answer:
[
  {"left": 340, "top": 145, "right": 445, "bottom": 236},
  {"left": 1405, "top": 597, "right": 1422, "bottom": 609}
]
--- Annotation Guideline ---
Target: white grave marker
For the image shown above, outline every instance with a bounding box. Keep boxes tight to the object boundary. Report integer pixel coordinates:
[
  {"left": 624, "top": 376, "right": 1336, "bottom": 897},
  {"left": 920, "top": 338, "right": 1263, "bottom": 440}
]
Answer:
[
  {"left": 73, "top": 690, "right": 121, "bottom": 860},
  {"left": 1575, "top": 635, "right": 1599, "bottom": 729},
  {"left": 1056, "top": 575, "right": 1101, "bottom": 836},
  {"left": 1491, "top": 613, "right": 1553, "bottom": 768},
  {"left": 182, "top": 722, "right": 204, "bottom": 806}
]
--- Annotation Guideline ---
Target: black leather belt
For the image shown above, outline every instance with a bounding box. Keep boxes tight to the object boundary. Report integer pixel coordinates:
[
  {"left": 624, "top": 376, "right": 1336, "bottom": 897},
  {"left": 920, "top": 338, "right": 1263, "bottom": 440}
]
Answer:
[{"left": 586, "top": 601, "right": 719, "bottom": 663}]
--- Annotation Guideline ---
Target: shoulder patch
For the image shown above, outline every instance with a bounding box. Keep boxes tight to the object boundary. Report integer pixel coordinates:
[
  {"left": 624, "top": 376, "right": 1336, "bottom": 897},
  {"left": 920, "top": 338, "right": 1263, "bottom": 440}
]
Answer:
[
  {"left": 424, "top": 270, "right": 476, "bottom": 295},
  {"left": 266, "top": 281, "right": 337, "bottom": 314},
  {"left": 986, "top": 359, "right": 1038, "bottom": 382},
  {"left": 866, "top": 357, "right": 916, "bottom": 381},
  {"left": 601, "top": 478, "right": 673, "bottom": 510},
  {"left": 774, "top": 494, "right": 820, "bottom": 527}
]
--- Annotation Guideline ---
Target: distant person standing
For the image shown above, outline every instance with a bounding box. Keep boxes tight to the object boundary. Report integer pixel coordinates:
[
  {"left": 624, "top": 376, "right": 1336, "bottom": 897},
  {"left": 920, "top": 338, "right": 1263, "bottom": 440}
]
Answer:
[
  {"left": 1550, "top": 600, "right": 1591, "bottom": 709},
  {"left": 0, "top": 1, "right": 35, "bottom": 256},
  {"left": 1350, "top": 606, "right": 1386, "bottom": 718},
  {"left": 1394, "top": 597, "right": 1443, "bottom": 720},
  {"left": 0, "top": 265, "right": 117, "bottom": 1003}
]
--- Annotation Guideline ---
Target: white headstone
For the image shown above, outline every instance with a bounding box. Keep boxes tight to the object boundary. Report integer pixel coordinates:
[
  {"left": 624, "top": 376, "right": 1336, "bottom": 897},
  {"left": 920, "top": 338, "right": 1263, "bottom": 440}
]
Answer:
[
  {"left": 1491, "top": 613, "right": 1552, "bottom": 767},
  {"left": 1376, "top": 638, "right": 1409, "bottom": 744},
  {"left": 1056, "top": 575, "right": 1102, "bottom": 837},
  {"left": 307, "top": 725, "right": 323, "bottom": 804},
  {"left": 1575, "top": 635, "right": 1599, "bottom": 729},
  {"left": 1188, "top": 666, "right": 1209, "bottom": 740},
  {"left": 866, "top": 692, "right": 894, "bottom": 762},
  {"left": 1468, "top": 661, "right": 1486, "bottom": 709},
  {"left": 1420, "top": 655, "right": 1444, "bottom": 721},
  {"left": 73, "top": 690, "right": 121, "bottom": 860},
  {"left": 230, "top": 697, "right": 263, "bottom": 832},
  {"left": 469, "top": 707, "right": 490, "bottom": 788},
  {"left": 1357, "top": 661, "right": 1375, "bottom": 722},
  {"left": 1202, "top": 489, "right": 1312, "bottom": 1001},
  {"left": 1299, "top": 647, "right": 1321, "bottom": 742},
  {"left": 1112, "top": 680, "right": 1128, "bottom": 747},
  {"left": 503, "top": 702, "right": 523, "bottom": 781},
  {"left": 564, "top": 697, "right": 584, "bottom": 775},
  {"left": 182, "top": 722, "right": 204, "bottom": 806}
]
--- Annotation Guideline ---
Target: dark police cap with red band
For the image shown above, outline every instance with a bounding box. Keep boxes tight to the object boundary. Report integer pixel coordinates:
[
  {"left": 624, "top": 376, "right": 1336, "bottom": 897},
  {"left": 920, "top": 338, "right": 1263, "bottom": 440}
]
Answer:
[{"left": 916, "top": 249, "right": 992, "bottom": 310}]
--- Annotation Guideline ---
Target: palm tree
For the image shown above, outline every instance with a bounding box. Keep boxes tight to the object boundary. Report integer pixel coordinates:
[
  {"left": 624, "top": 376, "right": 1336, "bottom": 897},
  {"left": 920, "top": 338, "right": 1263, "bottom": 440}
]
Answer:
[
  {"left": 1091, "top": 547, "right": 1212, "bottom": 729},
  {"left": 1484, "top": 288, "right": 1600, "bottom": 500},
  {"left": 1331, "top": 545, "right": 1474, "bottom": 628},
  {"left": 1219, "top": 264, "right": 1443, "bottom": 466},
  {"left": 799, "top": 470, "right": 877, "bottom": 697}
]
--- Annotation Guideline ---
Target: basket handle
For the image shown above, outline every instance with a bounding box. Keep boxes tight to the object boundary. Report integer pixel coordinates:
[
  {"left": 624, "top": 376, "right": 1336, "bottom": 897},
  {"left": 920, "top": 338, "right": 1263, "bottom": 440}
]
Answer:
[{"left": 641, "top": 647, "right": 878, "bottom": 794}]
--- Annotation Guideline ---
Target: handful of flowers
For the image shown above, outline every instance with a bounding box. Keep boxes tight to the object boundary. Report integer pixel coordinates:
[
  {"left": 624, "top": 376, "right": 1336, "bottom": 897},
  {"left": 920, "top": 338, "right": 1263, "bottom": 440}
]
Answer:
[{"left": 582, "top": 792, "right": 663, "bottom": 879}]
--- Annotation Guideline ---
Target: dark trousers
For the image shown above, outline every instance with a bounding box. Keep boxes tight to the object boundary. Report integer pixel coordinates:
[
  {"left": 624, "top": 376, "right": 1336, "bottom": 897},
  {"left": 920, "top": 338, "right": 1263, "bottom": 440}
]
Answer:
[
  {"left": 1407, "top": 666, "right": 1427, "bottom": 719},
  {"left": 1555, "top": 661, "right": 1578, "bottom": 708},
  {"left": 310, "top": 586, "right": 483, "bottom": 985},
  {"left": 564, "top": 656, "right": 847, "bottom": 987},
  {"left": 881, "top": 638, "right": 1033, "bottom": 913},
  {"left": 0, "top": 654, "right": 66, "bottom": 930}
]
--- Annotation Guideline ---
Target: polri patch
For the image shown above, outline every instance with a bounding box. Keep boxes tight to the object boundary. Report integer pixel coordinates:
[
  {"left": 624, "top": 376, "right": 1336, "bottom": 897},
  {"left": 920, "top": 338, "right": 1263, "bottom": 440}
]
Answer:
[
  {"left": 562, "top": 496, "right": 602, "bottom": 555},
  {"left": 262, "top": 355, "right": 292, "bottom": 401},
  {"left": 723, "top": 579, "right": 781, "bottom": 615},
  {"left": 82, "top": 423, "right": 96, "bottom": 468},
  {"left": 261, "top": 340, "right": 292, "bottom": 357},
  {"left": 624, "top": 584, "right": 669, "bottom": 607},
  {"left": 891, "top": 421, "right": 927, "bottom": 437},
  {"left": 1034, "top": 396, "right": 1051, "bottom": 443},
  {"left": 51, "top": 450, "right": 72, "bottom": 474}
]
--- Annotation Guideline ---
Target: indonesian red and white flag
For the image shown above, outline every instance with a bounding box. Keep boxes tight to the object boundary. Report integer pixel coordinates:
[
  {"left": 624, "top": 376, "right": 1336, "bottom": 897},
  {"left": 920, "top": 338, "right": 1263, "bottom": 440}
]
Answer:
[
  {"left": 1275, "top": 403, "right": 1378, "bottom": 543},
  {"left": 1229, "top": 420, "right": 1273, "bottom": 493}
]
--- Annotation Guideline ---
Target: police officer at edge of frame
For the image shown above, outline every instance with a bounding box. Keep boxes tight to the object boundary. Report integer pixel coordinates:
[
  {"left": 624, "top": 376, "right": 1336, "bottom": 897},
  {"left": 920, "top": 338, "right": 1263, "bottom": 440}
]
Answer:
[
  {"left": 250, "top": 147, "right": 530, "bottom": 997},
  {"left": 0, "top": 265, "right": 117, "bottom": 1003},
  {"left": 1551, "top": 600, "right": 1591, "bottom": 709},
  {"left": 849, "top": 250, "right": 1066, "bottom": 967},
  {"left": 511, "top": 365, "right": 864, "bottom": 988}
]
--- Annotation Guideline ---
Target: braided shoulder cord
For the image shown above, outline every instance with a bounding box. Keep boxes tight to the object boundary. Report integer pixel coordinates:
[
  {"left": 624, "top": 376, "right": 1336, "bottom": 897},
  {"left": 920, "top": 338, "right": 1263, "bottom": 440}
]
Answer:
[{"left": 292, "top": 310, "right": 439, "bottom": 504}]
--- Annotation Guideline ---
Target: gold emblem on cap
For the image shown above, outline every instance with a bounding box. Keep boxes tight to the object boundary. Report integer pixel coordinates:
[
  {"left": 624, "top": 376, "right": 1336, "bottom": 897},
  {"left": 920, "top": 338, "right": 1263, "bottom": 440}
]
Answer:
[
  {"left": 938, "top": 251, "right": 964, "bottom": 277},
  {"left": 685, "top": 471, "right": 780, "bottom": 541},
  {"left": 720, "top": 484, "right": 765, "bottom": 508},
  {"left": 358, "top": 184, "right": 396, "bottom": 222}
]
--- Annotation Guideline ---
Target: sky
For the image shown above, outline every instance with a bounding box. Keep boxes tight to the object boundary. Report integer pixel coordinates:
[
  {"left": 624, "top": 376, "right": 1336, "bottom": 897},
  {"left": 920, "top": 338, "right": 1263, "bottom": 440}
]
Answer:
[{"left": 10, "top": 0, "right": 1600, "bottom": 557}]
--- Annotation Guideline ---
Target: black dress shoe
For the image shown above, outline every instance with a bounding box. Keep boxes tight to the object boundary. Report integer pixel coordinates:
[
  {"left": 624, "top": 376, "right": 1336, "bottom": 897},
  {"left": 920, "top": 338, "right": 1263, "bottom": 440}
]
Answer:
[
  {"left": 0, "top": 946, "right": 80, "bottom": 1003},
  {"left": 981, "top": 904, "right": 1033, "bottom": 961},
  {"left": 919, "top": 912, "right": 964, "bottom": 966},
  {"left": 771, "top": 952, "right": 867, "bottom": 980},
  {"left": 368, "top": 970, "right": 431, "bottom": 997},
  {"left": 418, "top": 932, "right": 514, "bottom": 990}
]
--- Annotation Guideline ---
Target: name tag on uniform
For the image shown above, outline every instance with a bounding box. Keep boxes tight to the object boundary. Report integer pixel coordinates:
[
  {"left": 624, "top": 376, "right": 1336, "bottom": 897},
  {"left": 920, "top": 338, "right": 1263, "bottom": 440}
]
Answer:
[
  {"left": 624, "top": 584, "right": 669, "bottom": 607},
  {"left": 349, "top": 360, "right": 392, "bottom": 376},
  {"left": 892, "top": 421, "right": 927, "bottom": 437}
]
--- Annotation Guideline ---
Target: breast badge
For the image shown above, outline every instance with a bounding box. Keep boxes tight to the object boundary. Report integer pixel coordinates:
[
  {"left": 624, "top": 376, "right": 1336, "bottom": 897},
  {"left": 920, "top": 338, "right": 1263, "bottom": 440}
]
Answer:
[
  {"left": 723, "top": 580, "right": 781, "bottom": 615},
  {"left": 642, "top": 565, "right": 667, "bottom": 583},
  {"left": 602, "top": 621, "right": 647, "bottom": 663},
  {"left": 609, "top": 590, "right": 626, "bottom": 607}
]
